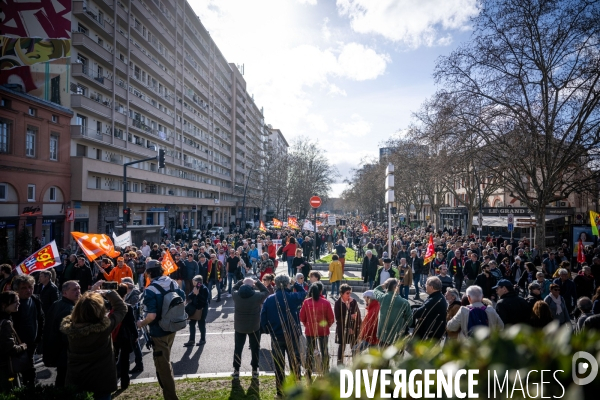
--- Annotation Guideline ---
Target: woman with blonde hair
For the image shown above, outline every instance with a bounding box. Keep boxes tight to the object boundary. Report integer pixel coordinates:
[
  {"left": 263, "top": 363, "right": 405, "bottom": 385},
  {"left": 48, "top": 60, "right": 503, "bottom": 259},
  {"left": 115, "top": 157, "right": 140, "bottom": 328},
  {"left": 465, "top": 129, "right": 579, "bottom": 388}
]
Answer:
[{"left": 60, "top": 281, "right": 127, "bottom": 399}]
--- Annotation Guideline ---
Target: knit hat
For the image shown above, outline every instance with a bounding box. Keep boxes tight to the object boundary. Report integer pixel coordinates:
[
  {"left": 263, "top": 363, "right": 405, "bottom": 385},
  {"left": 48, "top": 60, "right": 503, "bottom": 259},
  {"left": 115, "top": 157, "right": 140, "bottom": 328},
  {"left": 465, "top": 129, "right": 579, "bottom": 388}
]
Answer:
[{"left": 363, "top": 290, "right": 375, "bottom": 299}]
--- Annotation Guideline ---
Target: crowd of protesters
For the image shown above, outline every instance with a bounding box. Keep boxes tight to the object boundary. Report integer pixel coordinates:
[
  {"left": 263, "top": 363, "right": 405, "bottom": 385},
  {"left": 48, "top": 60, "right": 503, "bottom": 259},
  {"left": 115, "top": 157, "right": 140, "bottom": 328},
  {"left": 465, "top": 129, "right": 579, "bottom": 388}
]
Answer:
[{"left": 1, "top": 220, "right": 600, "bottom": 399}]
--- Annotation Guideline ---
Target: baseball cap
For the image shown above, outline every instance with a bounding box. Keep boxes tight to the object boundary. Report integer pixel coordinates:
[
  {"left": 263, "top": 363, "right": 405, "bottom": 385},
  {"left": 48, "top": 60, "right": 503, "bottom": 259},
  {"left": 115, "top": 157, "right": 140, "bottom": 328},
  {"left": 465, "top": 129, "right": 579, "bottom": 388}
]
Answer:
[{"left": 492, "top": 279, "right": 513, "bottom": 290}]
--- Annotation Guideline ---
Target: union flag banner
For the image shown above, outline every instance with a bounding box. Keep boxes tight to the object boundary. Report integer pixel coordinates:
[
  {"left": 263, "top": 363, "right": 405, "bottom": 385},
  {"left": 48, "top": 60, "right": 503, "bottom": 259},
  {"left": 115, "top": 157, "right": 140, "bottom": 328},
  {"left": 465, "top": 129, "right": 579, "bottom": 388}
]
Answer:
[
  {"left": 288, "top": 216, "right": 299, "bottom": 230},
  {"left": 259, "top": 221, "right": 267, "bottom": 232},
  {"left": 577, "top": 238, "right": 586, "bottom": 264},
  {"left": 361, "top": 223, "right": 369, "bottom": 233},
  {"left": 590, "top": 210, "right": 599, "bottom": 236},
  {"left": 316, "top": 220, "right": 323, "bottom": 227},
  {"left": 16, "top": 241, "right": 61, "bottom": 275},
  {"left": 424, "top": 234, "right": 436, "bottom": 265},
  {"left": 273, "top": 218, "right": 282, "bottom": 229},
  {"left": 71, "top": 232, "right": 121, "bottom": 261},
  {"left": 162, "top": 250, "right": 178, "bottom": 275}
]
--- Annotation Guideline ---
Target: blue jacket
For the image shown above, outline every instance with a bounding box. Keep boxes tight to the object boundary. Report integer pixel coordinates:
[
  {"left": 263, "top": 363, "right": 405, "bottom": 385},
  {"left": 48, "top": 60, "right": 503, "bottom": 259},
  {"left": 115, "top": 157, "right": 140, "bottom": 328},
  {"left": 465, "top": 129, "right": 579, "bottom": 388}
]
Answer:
[
  {"left": 260, "top": 283, "right": 305, "bottom": 340},
  {"left": 143, "top": 276, "right": 186, "bottom": 337}
]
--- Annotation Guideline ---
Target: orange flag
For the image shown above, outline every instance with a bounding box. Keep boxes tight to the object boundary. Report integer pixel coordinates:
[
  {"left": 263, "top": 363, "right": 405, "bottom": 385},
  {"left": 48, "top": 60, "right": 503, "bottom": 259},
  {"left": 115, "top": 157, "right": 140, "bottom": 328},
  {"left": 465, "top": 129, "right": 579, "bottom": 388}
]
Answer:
[
  {"left": 259, "top": 221, "right": 267, "bottom": 232},
  {"left": 288, "top": 216, "right": 299, "bottom": 230},
  {"left": 71, "top": 232, "right": 121, "bottom": 261},
  {"left": 161, "top": 250, "right": 178, "bottom": 275},
  {"left": 273, "top": 218, "right": 282, "bottom": 229},
  {"left": 424, "top": 234, "right": 436, "bottom": 265}
]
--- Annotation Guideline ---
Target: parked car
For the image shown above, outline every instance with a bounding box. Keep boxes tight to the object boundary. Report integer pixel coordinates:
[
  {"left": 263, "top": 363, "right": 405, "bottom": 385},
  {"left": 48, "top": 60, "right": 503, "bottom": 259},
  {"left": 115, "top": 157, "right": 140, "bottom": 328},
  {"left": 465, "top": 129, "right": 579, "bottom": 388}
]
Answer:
[{"left": 209, "top": 227, "right": 224, "bottom": 235}]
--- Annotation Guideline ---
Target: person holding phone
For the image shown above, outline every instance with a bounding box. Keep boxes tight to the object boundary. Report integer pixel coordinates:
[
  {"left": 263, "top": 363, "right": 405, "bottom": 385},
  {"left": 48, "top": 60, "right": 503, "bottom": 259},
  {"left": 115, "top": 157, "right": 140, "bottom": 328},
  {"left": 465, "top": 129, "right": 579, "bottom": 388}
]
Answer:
[{"left": 183, "top": 276, "right": 209, "bottom": 347}]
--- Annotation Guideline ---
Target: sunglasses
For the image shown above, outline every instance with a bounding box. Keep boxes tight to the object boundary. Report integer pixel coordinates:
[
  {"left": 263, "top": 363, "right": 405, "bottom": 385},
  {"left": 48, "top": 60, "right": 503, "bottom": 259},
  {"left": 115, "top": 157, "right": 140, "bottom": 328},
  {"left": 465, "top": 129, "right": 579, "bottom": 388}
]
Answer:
[{"left": 551, "top": 288, "right": 560, "bottom": 291}]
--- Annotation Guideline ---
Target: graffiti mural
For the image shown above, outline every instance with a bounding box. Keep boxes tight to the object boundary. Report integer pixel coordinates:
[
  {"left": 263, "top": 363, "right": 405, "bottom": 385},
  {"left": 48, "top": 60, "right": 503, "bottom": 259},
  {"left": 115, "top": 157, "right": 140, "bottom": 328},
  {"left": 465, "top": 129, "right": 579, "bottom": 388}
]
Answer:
[{"left": 0, "top": 0, "right": 71, "bottom": 106}]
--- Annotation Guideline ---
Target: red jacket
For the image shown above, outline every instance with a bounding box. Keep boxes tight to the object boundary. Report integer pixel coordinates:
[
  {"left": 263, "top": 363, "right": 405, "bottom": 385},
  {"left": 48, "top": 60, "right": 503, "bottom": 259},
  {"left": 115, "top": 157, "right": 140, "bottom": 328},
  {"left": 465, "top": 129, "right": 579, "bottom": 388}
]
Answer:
[
  {"left": 358, "top": 299, "right": 380, "bottom": 345},
  {"left": 282, "top": 243, "right": 297, "bottom": 257},
  {"left": 300, "top": 297, "right": 334, "bottom": 337},
  {"left": 268, "top": 244, "right": 277, "bottom": 259}
]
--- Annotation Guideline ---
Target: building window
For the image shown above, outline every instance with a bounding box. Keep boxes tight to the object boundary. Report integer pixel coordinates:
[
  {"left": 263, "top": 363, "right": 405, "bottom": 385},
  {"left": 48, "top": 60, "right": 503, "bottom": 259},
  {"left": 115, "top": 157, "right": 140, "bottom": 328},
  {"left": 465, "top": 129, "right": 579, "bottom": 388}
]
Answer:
[
  {"left": 49, "top": 187, "right": 57, "bottom": 201},
  {"left": 0, "top": 98, "right": 10, "bottom": 108},
  {"left": 95, "top": 177, "right": 101, "bottom": 189},
  {"left": 27, "top": 185, "right": 35, "bottom": 202},
  {"left": 49, "top": 134, "right": 58, "bottom": 161},
  {"left": 28, "top": 107, "right": 36, "bottom": 116},
  {"left": 0, "top": 118, "right": 9, "bottom": 153},
  {"left": 51, "top": 115, "right": 58, "bottom": 123},
  {"left": 26, "top": 127, "right": 36, "bottom": 157},
  {"left": 0, "top": 184, "right": 6, "bottom": 201},
  {"left": 76, "top": 144, "right": 87, "bottom": 157},
  {"left": 76, "top": 114, "right": 87, "bottom": 131}
]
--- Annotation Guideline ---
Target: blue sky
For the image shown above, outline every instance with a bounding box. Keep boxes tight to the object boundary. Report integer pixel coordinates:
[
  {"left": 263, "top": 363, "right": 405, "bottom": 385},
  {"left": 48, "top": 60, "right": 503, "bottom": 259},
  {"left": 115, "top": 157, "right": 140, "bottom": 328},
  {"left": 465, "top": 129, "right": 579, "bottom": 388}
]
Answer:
[{"left": 189, "top": 0, "right": 479, "bottom": 196}]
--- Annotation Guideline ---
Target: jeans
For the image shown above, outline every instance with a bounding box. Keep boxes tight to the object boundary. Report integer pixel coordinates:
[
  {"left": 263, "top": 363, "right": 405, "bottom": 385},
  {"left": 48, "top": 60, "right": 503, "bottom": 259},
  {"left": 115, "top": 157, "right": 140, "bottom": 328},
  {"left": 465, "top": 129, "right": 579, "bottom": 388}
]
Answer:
[
  {"left": 188, "top": 307, "right": 208, "bottom": 342},
  {"left": 138, "top": 273, "right": 145, "bottom": 290},
  {"left": 400, "top": 285, "right": 409, "bottom": 299},
  {"left": 368, "top": 278, "right": 374, "bottom": 290},
  {"left": 413, "top": 273, "right": 421, "bottom": 296},
  {"left": 306, "top": 336, "right": 329, "bottom": 377},
  {"left": 227, "top": 272, "right": 236, "bottom": 294},
  {"left": 208, "top": 278, "right": 221, "bottom": 300},
  {"left": 331, "top": 281, "right": 340, "bottom": 296},
  {"left": 454, "top": 276, "right": 464, "bottom": 294},
  {"left": 233, "top": 330, "right": 261, "bottom": 370},
  {"left": 287, "top": 256, "right": 295, "bottom": 276},
  {"left": 271, "top": 337, "right": 301, "bottom": 395}
]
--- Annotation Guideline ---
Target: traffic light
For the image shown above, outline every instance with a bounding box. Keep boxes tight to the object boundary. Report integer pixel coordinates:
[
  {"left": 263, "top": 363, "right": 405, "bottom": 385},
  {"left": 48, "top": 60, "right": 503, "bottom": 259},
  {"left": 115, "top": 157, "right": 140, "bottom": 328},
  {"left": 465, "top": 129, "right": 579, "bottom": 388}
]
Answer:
[
  {"left": 391, "top": 207, "right": 397, "bottom": 215},
  {"left": 123, "top": 208, "right": 131, "bottom": 223},
  {"left": 158, "top": 149, "right": 165, "bottom": 169}
]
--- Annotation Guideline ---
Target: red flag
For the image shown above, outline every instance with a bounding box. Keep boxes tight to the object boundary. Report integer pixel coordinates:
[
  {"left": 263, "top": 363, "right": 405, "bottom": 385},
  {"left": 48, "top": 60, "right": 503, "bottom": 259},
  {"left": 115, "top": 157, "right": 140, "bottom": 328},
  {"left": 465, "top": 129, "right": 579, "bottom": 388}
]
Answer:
[
  {"left": 162, "top": 251, "right": 179, "bottom": 276},
  {"left": 577, "top": 238, "right": 586, "bottom": 264},
  {"left": 424, "top": 234, "right": 436, "bottom": 265},
  {"left": 273, "top": 218, "right": 282, "bottom": 229},
  {"left": 16, "top": 241, "right": 61, "bottom": 275},
  {"left": 361, "top": 223, "right": 368, "bottom": 233},
  {"left": 288, "top": 216, "right": 299, "bottom": 230},
  {"left": 259, "top": 221, "right": 267, "bottom": 232},
  {"left": 71, "top": 232, "right": 121, "bottom": 261}
]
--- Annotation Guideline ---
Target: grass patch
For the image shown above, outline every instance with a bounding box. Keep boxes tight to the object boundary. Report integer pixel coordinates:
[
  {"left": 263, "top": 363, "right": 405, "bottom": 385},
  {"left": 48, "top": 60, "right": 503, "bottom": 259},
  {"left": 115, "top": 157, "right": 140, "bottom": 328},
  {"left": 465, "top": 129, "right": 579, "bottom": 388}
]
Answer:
[
  {"left": 113, "top": 376, "right": 278, "bottom": 400},
  {"left": 317, "top": 247, "right": 359, "bottom": 264}
]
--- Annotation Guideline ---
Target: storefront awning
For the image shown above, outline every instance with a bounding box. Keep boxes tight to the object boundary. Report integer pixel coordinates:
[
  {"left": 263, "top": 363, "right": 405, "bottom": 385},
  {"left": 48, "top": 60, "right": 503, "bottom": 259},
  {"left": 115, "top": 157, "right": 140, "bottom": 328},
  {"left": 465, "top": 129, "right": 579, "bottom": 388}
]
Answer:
[{"left": 472, "top": 215, "right": 564, "bottom": 227}]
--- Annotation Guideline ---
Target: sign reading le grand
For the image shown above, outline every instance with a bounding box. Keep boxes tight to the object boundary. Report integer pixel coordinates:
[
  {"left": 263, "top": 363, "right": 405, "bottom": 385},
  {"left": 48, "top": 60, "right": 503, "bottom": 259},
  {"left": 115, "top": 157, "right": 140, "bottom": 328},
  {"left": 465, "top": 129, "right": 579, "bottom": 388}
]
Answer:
[{"left": 481, "top": 207, "right": 574, "bottom": 216}]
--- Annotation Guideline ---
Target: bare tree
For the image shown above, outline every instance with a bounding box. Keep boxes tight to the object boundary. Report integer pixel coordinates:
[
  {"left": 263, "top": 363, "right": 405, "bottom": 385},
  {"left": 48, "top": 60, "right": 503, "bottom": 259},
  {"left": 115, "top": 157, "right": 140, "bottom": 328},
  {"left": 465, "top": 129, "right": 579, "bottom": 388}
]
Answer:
[
  {"left": 430, "top": 0, "right": 600, "bottom": 249},
  {"left": 341, "top": 158, "right": 386, "bottom": 218}
]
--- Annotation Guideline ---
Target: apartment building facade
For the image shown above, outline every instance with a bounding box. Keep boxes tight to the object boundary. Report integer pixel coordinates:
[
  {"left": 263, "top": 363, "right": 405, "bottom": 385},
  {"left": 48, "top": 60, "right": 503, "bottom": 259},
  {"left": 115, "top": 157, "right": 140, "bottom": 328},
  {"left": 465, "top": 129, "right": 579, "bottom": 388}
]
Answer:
[{"left": 69, "top": 0, "right": 269, "bottom": 234}]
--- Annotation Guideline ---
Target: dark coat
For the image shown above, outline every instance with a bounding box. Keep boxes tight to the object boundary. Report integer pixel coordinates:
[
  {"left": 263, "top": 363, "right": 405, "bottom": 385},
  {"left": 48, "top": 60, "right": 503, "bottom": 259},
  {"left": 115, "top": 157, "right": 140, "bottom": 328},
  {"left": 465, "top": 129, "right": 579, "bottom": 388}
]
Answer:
[
  {"left": 114, "top": 305, "right": 137, "bottom": 353},
  {"left": 573, "top": 273, "right": 595, "bottom": 299},
  {"left": 496, "top": 290, "right": 530, "bottom": 325},
  {"left": 0, "top": 313, "right": 27, "bottom": 372},
  {"left": 475, "top": 273, "right": 497, "bottom": 299},
  {"left": 583, "top": 314, "right": 600, "bottom": 331},
  {"left": 412, "top": 290, "right": 448, "bottom": 340},
  {"left": 60, "top": 291, "right": 127, "bottom": 395},
  {"left": 42, "top": 297, "right": 75, "bottom": 368},
  {"left": 552, "top": 278, "right": 577, "bottom": 312},
  {"left": 73, "top": 265, "right": 93, "bottom": 293},
  {"left": 334, "top": 298, "right": 362, "bottom": 345},
  {"left": 35, "top": 282, "right": 59, "bottom": 315},
  {"left": 409, "top": 256, "right": 425, "bottom": 275},
  {"left": 362, "top": 255, "right": 380, "bottom": 281}
]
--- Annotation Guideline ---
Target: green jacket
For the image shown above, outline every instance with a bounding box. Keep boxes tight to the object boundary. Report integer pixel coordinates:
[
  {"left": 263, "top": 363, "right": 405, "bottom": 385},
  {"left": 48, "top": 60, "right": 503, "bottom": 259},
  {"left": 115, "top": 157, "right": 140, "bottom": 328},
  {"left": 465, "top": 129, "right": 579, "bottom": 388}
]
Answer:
[{"left": 372, "top": 285, "right": 413, "bottom": 345}]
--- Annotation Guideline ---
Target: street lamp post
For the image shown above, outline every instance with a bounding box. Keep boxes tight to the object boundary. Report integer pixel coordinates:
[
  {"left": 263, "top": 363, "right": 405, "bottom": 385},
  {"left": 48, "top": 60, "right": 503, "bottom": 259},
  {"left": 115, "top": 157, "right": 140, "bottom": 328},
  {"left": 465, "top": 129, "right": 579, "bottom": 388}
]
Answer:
[
  {"left": 474, "top": 171, "right": 483, "bottom": 238},
  {"left": 385, "top": 164, "right": 394, "bottom": 256}
]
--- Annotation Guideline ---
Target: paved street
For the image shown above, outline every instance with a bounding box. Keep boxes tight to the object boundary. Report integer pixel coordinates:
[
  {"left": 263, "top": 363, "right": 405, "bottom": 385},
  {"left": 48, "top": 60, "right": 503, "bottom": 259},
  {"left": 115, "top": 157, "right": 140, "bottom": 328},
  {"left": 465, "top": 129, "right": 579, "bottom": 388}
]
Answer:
[{"left": 36, "top": 258, "right": 424, "bottom": 385}]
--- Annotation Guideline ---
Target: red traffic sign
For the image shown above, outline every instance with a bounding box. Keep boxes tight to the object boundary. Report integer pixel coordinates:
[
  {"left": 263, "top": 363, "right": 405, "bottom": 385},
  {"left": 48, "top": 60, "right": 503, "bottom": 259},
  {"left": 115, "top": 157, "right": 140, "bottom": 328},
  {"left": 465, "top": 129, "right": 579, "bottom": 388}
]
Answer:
[{"left": 309, "top": 196, "right": 322, "bottom": 208}]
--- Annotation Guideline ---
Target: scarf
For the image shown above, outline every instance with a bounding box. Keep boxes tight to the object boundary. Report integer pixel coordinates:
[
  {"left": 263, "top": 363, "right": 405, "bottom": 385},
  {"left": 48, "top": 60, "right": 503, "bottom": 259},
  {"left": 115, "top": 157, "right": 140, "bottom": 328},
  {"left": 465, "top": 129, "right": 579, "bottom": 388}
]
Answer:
[{"left": 551, "top": 295, "right": 563, "bottom": 315}]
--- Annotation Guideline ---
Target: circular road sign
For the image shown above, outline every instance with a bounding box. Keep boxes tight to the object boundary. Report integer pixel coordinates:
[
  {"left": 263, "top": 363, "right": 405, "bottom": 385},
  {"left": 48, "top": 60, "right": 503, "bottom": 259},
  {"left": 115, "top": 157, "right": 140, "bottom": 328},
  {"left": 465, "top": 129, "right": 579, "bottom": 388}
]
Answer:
[{"left": 309, "top": 196, "right": 322, "bottom": 208}]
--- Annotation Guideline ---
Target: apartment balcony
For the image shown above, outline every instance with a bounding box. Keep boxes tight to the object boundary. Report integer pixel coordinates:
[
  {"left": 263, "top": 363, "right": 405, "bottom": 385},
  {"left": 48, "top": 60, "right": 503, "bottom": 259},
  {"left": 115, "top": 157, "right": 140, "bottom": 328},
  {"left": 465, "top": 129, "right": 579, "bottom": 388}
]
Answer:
[
  {"left": 71, "top": 63, "right": 112, "bottom": 92},
  {"left": 71, "top": 93, "right": 112, "bottom": 119},
  {"left": 72, "top": 1, "right": 113, "bottom": 41},
  {"left": 129, "top": 42, "right": 174, "bottom": 86},
  {"left": 70, "top": 124, "right": 110, "bottom": 142},
  {"left": 72, "top": 32, "right": 113, "bottom": 67}
]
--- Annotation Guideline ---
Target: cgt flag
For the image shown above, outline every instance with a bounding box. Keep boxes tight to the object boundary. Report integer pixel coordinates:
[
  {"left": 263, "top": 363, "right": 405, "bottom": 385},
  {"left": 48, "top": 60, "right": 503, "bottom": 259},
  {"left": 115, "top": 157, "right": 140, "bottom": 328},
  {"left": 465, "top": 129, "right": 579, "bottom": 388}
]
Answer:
[
  {"left": 71, "top": 232, "right": 121, "bottom": 261},
  {"left": 161, "top": 250, "right": 179, "bottom": 275},
  {"left": 361, "top": 223, "right": 368, "bottom": 233},
  {"left": 590, "top": 210, "right": 599, "bottom": 236},
  {"left": 259, "top": 221, "right": 267, "bottom": 232},
  {"left": 16, "top": 241, "right": 61, "bottom": 275},
  {"left": 273, "top": 218, "right": 282, "bottom": 229},
  {"left": 424, "top": 234, "right": 436, "bottom": 265},
  {"left": 288, "top": 216, "right": 299, "bottom": 230}
]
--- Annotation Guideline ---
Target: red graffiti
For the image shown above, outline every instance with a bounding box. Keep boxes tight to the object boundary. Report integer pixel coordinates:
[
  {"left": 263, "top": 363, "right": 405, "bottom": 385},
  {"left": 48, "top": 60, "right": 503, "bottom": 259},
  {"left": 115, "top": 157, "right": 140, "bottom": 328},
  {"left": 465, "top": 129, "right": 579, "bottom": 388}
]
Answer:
[{"left": 0, "top": 0, "right": 71, "bottom": 39}]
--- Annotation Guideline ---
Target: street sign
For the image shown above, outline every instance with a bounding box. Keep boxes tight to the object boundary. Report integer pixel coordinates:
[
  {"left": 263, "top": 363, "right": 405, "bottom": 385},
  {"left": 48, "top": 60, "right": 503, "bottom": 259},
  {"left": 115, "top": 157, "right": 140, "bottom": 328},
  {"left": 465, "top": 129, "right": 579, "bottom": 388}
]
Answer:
[
  {"left": 508, "top": 223, "right": 514, "bottom": 232},
  {"left": 507, "top": 212, "right": 514, "bottom": 232},
  {"left": 516, "top": 223, "right": 536, "bottom": 227},
  {"left": 309, "top": 196, "right": 322, "bottom": 208},
  {"left": 66, "top": 208, "right": 75, "bottom": 222},
  {"left": 516, "top": 218, "right": 536, "bottom": 222}
]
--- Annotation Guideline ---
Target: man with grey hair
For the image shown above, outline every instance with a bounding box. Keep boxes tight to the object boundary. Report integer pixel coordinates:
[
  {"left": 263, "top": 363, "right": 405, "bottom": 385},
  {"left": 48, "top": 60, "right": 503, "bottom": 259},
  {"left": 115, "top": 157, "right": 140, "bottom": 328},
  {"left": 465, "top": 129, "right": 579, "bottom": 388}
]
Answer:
[
  {"left": 361, "top": 249, "right": 379, "bottom": 289},
  {"left": 35, "top": 269, "right": 59, "bottom": 316},
  {"left": 447, "top": 285, "right": 504, "bottom": 339},
  {"left": 553, "top": 268, "right": 577, "bottom": 313},
  {"left": 412, "top": 276, "right": 448, "bottom": 340},
  {"left": 231, "top": 277, "right": 269, "bottom": 379},
  {"left": 260, "top": 274, "right": 306, "bottom": 398}
]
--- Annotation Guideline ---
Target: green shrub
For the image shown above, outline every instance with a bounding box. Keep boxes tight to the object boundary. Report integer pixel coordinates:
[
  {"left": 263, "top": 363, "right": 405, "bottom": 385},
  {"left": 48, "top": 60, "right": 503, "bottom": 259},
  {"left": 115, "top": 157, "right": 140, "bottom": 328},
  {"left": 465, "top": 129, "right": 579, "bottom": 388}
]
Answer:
[{"left": 289, "top": 323, "right": 600, "bottom": 399}]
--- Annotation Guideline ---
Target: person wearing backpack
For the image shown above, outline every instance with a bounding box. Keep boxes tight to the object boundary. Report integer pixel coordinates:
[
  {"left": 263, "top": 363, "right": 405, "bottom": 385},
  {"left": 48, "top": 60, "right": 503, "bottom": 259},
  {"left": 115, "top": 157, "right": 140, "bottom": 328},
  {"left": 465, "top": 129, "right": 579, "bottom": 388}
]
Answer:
[
  {"left": 447, "top": 285, "right": 504, "bottom": 339},
  {"left": 136, "top": 260, "right": 186, "bottom": 400}
]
